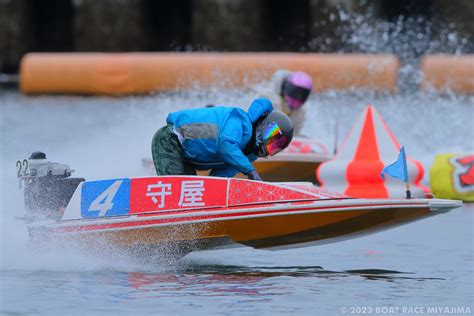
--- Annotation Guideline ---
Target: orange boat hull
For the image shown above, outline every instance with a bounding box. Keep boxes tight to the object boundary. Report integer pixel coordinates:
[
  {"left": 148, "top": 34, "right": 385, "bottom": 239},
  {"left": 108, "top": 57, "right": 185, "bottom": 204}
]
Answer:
[{"left": 38, "top": 199, "right": 455, "bottom": 253}]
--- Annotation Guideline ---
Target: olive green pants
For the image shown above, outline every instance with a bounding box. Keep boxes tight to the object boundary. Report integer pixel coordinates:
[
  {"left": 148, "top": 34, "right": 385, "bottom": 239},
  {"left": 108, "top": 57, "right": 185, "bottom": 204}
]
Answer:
[{"left": 151, "top": 124, "right": 197, "bottom": 176}]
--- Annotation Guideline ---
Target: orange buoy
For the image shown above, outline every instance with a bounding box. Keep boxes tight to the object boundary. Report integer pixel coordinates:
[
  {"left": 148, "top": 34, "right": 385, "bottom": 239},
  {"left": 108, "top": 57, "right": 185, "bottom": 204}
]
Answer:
[{"left": 317, "top": 105, "right": 429, "bottom": 198}]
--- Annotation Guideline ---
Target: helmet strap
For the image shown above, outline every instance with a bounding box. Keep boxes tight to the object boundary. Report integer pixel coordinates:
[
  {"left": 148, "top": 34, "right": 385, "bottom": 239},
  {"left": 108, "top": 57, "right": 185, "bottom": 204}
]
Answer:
[
  {"left": 281, "top": 76, "right": 290, "bottom": 97},
  {"left": 282, "top": 100, "right": 292, "bottom": 115}
]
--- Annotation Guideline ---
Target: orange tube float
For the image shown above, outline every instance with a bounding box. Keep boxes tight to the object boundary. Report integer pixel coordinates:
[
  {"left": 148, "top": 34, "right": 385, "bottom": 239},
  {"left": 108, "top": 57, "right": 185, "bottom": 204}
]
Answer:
[
  {"left": 20, "top": 52, "right": 399, "bottom": 95},
  {"left": 421, "top": 55, "right": 474, "bottom": 94}
]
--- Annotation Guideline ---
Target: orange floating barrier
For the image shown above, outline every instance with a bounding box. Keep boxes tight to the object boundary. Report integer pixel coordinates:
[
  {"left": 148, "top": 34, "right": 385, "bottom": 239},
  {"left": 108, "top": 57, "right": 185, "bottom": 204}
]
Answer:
[
  {"left": 20, "top": 52, "right": 399, "bottom": 95},
  {"left": 421, "top": 55, "right": 474, "bottom": 94}
]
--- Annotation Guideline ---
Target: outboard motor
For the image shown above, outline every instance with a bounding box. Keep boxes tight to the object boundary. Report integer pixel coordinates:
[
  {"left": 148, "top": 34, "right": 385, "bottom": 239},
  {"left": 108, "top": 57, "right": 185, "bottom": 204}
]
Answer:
[{"left": 17, "top": 151, "right": 85, "bottom": 221}]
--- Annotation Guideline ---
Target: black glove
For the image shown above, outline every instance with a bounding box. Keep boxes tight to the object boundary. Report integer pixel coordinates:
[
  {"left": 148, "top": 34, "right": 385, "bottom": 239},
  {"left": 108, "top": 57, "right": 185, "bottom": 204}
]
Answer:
[{"left": 247, "top": 170, "right": 263, "bottom": 181}]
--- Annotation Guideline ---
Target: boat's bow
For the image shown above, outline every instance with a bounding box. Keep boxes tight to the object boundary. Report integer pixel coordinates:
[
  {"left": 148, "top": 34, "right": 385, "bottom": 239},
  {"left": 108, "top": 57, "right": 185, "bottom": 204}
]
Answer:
[{"left": 427, "top": 198, "right": 463, "bottom": 214}]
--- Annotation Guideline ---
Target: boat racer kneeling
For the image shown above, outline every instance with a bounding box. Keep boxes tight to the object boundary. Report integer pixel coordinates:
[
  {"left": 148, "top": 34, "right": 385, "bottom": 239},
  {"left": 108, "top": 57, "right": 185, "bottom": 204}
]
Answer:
[
  {"left": 260, "top": 70, "right": 313, "bottom": 136},
  {"left": 151, "top": 98, "right": 293, "bottom": 181}
]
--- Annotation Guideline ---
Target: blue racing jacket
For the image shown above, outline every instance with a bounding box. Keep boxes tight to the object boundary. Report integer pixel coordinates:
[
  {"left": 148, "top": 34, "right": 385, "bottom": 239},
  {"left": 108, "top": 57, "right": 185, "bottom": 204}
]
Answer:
[{"left": 166, "top": 98, "right": 273, "bottom": 177}]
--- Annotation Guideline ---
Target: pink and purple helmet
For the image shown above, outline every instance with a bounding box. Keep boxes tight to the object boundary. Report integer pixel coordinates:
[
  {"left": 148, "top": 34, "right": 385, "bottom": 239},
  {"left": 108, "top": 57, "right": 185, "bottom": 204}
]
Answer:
[{"left": 281, "top": 71, "right": 313, "bottom": 110}]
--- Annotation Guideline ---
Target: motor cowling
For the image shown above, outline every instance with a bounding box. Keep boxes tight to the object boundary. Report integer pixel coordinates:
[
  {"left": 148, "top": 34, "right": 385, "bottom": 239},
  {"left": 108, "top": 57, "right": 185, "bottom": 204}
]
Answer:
[{"left": 18, "top": 152, "right": 85, "bottom": 221}]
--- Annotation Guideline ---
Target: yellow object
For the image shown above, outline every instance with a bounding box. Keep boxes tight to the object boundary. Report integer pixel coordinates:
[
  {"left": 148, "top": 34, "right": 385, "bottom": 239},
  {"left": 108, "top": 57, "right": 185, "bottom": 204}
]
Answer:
[
  {"left": 20, "top": 52, "right": 399, "bottom": 95},
  {"left": 430, "top": 153, "right": 474, "bottom": 201}
]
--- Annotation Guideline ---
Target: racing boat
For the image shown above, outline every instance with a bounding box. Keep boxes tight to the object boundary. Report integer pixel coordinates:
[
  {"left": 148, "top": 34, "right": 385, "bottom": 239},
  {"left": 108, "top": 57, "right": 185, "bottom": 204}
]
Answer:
[
  {"left": 18, "top": 152, "right": 461, "bottom": 260},
  {"left": 253, "top": 136, "right": 330, "bottom": 183}
]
